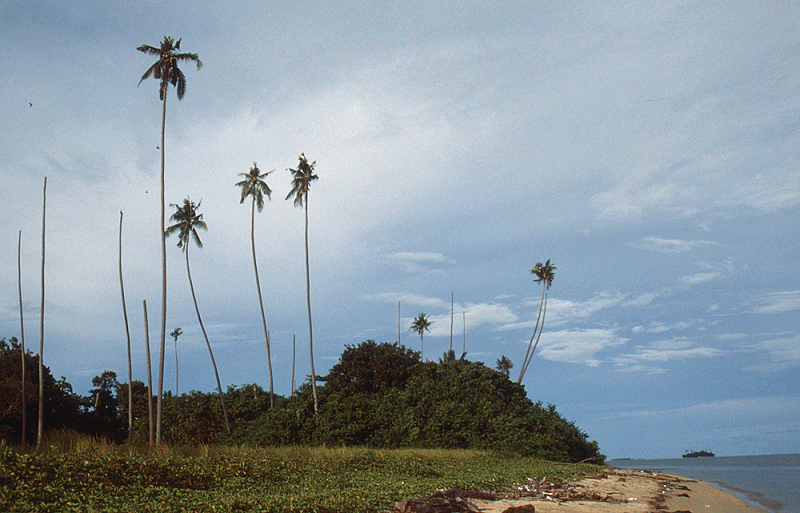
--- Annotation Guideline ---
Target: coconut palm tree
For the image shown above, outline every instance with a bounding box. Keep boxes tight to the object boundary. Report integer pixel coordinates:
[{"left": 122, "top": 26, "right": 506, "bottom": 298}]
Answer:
[
  {"left": 236, "top": 163, "right": 275, "bottom": 409},
  {"left": 137, "top": 36, "right": 201, "bottom": 444},
  {"left": 165, "top": 198, "right": 230, "bottom": 433},
  {"left": 517, "top": 259, "right": 556, "bottom": 384},
  {"left": 410, "top": 313, "right": 432, "bottom": 361},
  {"left": 118, "top": 211, "right": 134, "bottom": 444},
  {"left": 170, "top": 327, "right": 182, "bottom": 395},
  {"left": 496, "top": 355, "right": 513, "bottom": 376},
  {"left": 286, "top": 154, "right": 319, "bottom": 413}
]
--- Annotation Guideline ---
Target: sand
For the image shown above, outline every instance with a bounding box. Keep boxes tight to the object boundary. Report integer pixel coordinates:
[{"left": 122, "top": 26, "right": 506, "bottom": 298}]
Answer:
[{"left": 466, "top": 467, "right": 767, "bottom": 513}]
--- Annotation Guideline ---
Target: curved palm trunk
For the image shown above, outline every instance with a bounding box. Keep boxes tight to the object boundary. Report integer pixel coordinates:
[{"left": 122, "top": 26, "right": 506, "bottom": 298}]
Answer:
[
  {"left": 420, "top": 334, "right": 424, "bottom": 361},
  {"left": 517, "top": 283, "right": 546, "bottom": 384},
  {"left": 305, "top": 199, "right": 317, "bottom": 414},
  {"left": 184, "top": 245, "right": 230, "bottom": 433},
  {"left": 37, "top": 176, "right": 46, "bottom": 448},
  {"left": 250, "top": 197, "right": 274, "bottom": 409},
  {"left": 18, "top": 230, "right": 26, "bottom": 446},
  {"left": 118, "top": 212, "right": 134, "bottom": 444},
  {"left": 156, "top": 92, "right": 168, "bottom": 444}
]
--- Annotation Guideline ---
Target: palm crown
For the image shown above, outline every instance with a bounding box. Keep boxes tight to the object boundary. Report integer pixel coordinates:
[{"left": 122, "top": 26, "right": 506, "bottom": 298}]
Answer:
[
  {"left": 137, "top": 36, "right": 202, "bottom": 100},
  {"left": 165, "top": 198, "right": 206, "bottom": 250},
  {"left": 236, "top": 163, "right": 272, "bottom": 211},
  {"left": 410, "top": 313, "right": 433, "bottom": 337},
  {"left": 286, "top": 154, "right": 318, "bottom": 207},
  {"left": 531, "top": 259, "right": 556, "bottom": 289}
]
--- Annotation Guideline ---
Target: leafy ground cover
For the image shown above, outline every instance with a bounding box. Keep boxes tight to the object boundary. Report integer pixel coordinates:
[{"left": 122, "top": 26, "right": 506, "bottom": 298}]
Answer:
[{"left": 0, "top": 440, "right": 602, "bottom": 512}]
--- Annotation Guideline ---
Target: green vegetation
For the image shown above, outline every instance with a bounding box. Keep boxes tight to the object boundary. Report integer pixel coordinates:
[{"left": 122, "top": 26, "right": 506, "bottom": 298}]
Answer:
[{"left": 0, "top": 440, "right": 602, "bottom": 512}]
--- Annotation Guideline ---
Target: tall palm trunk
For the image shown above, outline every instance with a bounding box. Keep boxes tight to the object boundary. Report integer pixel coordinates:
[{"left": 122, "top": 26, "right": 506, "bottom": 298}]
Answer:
[
  {"left": 184, "top": 245, "right": 230, "bottom": 432},
  {"left": 118, "top": 212, "right": 134, "bottom": 444},
  {"left": 156, "top": 91, "right": 168, "bottom": 445},
  {"left": 18, "top": 230, "right": 26, "bottom": 446},
  {"left": 36, "top": 176, "right": 46, "bottom": 448},
  {"left": 143, "top": 300, "right": 154, "bottom": 446},
  {"left": 250, "top": 196, "right": 274, "bottom": 408},
  {"left": 304, "top": 198, "right": 317, "bottom": 413},
  {"left": 517, "top": 283, "right": 546, "bottom": 384}
]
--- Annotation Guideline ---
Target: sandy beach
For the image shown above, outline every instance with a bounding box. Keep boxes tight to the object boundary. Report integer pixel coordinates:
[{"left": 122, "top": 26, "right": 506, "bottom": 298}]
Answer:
[{"left": 463, "top": 467, "right": 766, "bottom": 513}]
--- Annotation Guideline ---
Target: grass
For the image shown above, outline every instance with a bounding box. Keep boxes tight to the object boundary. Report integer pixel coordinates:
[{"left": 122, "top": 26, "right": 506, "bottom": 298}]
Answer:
[{"left": 1, "top": 433, "right": 603, "bottom": 512}]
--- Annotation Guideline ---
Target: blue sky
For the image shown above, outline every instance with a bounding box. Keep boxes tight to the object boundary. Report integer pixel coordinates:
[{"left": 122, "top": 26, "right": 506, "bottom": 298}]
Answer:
[{"left": 0, "top": 1, "right": 798, "bottom": 459}]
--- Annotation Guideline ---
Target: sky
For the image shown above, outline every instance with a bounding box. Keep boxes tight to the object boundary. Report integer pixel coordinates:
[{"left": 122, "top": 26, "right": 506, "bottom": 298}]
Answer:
[{"left": 0, "top": 0, "right": 798, "bottom": 459}]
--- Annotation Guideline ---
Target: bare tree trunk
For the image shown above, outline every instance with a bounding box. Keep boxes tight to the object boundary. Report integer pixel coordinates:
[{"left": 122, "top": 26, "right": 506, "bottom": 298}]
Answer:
[
  {"left": 462, "top": 311, "right": 466, "bottom": 356},
  {"left": 18, "top": 230, "right": 26, "bottom": 446},
  {"left": 157, "top": 93, "right": 168, "bottom": 445},
  {"left": 304, "top": 199, "right": 317, "bottom": 413},
  {"left": 118, "top": 211, "right": 134, "bottom": 444},
  {"left": 36, "top": 176, "right": 46, "bottom": 448},
  {"left": 185, "top": 246, "right": 230, "bottom": 433},
  {"left": 397, "top": 302, "right": 401, "bottom": 344},
  {"left": 291, "top": 334, "right": 296, "bottom": 397},
  {"left": 450, "top": 292, "right": 454, "bottom": 352},
  {"left": 143, "top": 300, "right": 154, "bottom": 446},
  {"left": 251, "top": 197, "right": 274, "bottom": 409}
]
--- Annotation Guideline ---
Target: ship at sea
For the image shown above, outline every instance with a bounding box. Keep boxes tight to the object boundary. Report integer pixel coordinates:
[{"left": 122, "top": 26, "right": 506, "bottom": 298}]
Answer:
[{"left": 682, "top": 450, "right": 715, "bottom": 458}]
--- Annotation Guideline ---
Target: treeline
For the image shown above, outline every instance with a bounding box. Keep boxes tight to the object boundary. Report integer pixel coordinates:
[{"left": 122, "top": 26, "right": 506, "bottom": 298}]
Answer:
[{"left": 0, "top": 338, "right": 603, "bottom": 463}]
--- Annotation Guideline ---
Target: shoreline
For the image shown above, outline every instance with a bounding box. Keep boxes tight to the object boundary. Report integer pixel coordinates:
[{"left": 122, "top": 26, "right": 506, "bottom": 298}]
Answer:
[{"left": 462, "top": 467, "right": 770, "bottom": 513}]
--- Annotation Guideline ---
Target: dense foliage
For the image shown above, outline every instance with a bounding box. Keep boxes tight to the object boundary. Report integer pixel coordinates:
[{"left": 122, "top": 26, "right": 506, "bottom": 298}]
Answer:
[
  {"left": 0, "top": 338, "right": 603, "bottom": 463},
  {"left": 0, "top": 443, "right": 602, "bottom": 512}
]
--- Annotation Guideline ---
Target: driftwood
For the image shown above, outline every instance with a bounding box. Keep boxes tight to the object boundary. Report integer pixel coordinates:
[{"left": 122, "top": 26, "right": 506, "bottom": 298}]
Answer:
[{"left": 393, "top": 489, "right": 490, "bottom": 513}]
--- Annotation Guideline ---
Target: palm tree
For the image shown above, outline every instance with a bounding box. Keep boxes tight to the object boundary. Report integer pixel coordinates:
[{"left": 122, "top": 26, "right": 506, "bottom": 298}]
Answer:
[
  {"left": 118, "top": 211, "right": 134, "bottom": 444},
  {"left": 496, "top": 355, "right": 513, "bottom": 376},
  {"left": 36, "top": 176, "right": 46, "bottom": 448},
  {"left": 236, "top": 163, "right": 274, "bottom": 409},
  {"left": 410, "top": 313, "right": 432, "bottom": 360},
  {"left": 142, "top": 300, "right": 154, "bottom": 446},
  {"left": 137, "top": 36, "right": 202, "bottom": 444},
  {"left": 17, "top": 230, "right": 26, "bottom": 446},
  {"left": 286, "top": 154, "right": 319, "bottom": 413},
  {"left": 165, "top": 198, "right": 230, "bottom": 433},
  {"left": 170, "top": 327, "right": 182, "bottom": 395},
  {"left": 517, "top": 259, "right": 556, "bottom": 384}
]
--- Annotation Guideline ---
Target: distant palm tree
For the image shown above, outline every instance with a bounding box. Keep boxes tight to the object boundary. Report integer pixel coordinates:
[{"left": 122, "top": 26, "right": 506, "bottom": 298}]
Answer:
[
  {"left": 236, "top": 163, "right": 274, "bottom": 409},
  {"left": 496, "top": 355, "right": 513, "bottom": 376},
  {"left": 410, "top": 313, "right": 432, "bottom": 360},
  {"left": 118, "top": 211, "right": 134, "bottom": 444},
  {"left": 36, "top": 176, "right": 46, "bottom": 448},
  {"left": 170, "top": 327, "right": 182, "bottom": 395},
  {"left": 286, "top": 154, "right": 319, "bottom": 413},
  {"left": 165, "top": 198, "right": 230, "bottom": 433},
  {"left": 517, "top": 259, "right": 556, "bottom": 384},
  {"left": 137, "top": 36, "right": 202, "bottom": 445}
]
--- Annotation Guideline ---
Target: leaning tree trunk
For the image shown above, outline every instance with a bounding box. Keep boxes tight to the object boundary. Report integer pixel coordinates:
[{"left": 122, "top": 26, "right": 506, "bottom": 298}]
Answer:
[
  {"left": 156, "top": 92, "right": 168, "bottom": 445},
  {"left": 18, "top": 230, "right": 26, "bottom": 446},
  {"left": 36, "top": 176, "right": 46, "bottom": 448},
  {"left": 304, "top": 199, "right": 317, "bottom": 414},
  {"left": 517, "top": 283, "right": 546, "bottom": 384},
  {"left": 250, "top": 197, "right": 274, "bottom": 409},
  {"left": 119, "top": 212, "right": 134, "bottom": 444},
  {"left": 185, "top": 246, "right": 230, "bottom": 433},
  {"left": 143, "top": 300, "right": 154, "bottom": 446}
]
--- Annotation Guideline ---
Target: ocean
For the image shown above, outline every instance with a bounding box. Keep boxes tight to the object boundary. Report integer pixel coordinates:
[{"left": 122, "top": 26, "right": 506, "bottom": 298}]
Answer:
[{"left": 610, "top": 453, "right": 800, "bottom": 513}]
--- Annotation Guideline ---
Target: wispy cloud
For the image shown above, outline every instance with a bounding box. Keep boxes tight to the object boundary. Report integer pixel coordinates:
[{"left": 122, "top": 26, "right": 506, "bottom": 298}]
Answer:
[
  {"left": 629, "top": 237, "right": 716, "bottom": 253},
  {"left": 389, "top": 252, "right": 457, "bottom": 273},
  {"left": 751, "top": 291, "right": 800, "bottom": 314},
  {"left": 536, "top": 328, "right": 629, "bottom": 367},
  {"left": 743, "top": 334, "right": 800, "bottom": 371}
]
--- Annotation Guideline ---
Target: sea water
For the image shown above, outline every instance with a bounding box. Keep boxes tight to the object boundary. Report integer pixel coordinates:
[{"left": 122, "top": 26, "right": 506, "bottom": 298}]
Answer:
[{"left": 610, "top": 453, "right": 800, "bottom": 513}]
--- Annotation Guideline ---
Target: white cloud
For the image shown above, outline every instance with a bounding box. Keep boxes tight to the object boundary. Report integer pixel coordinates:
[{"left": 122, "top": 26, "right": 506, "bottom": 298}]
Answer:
[
  {"left": 751, "top": 291, "right": 800, "bottom": 314},
  {"left": 743, "top": 334, "right": 800, "bottom": 371},
  {"left": 629, "top": 236, "right": 716, "bottom": 253},
  {"left": 680, "top": 272, "right": 723, "bottom": 287},
  {"left": 536, "top": 328, "right": 629, "bottom": 366}
]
